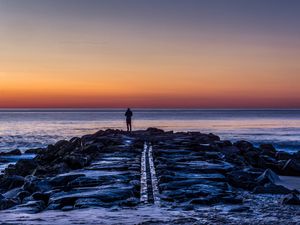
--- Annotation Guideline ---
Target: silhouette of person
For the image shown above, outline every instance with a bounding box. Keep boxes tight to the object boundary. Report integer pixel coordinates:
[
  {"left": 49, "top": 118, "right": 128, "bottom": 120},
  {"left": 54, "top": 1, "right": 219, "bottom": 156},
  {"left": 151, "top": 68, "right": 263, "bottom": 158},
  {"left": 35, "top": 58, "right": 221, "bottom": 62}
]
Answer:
[{"left": 125, "top": 108, "right": 133, "bottom": 132}]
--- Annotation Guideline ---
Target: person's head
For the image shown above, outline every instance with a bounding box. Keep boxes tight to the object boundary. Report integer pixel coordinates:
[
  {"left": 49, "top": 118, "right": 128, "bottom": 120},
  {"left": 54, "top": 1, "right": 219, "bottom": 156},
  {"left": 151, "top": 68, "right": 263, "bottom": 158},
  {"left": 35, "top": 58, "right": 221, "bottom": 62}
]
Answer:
[{"left": 127, "top": 108, "right": 130, "bottom": 111}]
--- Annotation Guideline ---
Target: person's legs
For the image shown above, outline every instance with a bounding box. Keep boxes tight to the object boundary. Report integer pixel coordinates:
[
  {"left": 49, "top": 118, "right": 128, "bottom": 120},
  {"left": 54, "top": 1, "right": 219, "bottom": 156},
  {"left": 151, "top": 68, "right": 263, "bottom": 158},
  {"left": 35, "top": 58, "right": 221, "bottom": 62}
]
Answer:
[
  {"left": 129, "top": 121, "right": 132, "bottom": 132},
  {"left": 126, "top": 122, "right": 129, "bottom": 131}
]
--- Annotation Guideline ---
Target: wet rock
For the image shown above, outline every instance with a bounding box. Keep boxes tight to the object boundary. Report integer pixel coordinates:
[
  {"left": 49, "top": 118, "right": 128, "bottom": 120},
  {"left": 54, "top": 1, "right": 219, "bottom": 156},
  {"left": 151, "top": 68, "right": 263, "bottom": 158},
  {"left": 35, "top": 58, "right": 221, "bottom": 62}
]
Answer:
[
  {"left": 220, "top": 146, "right": 241, "bottom": 155},
  {"left": 23, "top": 176, "right": 51, "bottom": 193},
  {"left": 226, "top": 170, "right": 258, "bottom": 190},
  {"left": 81, "top": 144, "right": 99, "bottom": 155},
  {"left": 119, "top": 197, "right": 139, "bottom": 207},
  {"left": 67, "top": 177, "right": 101, "bottom": 188},
  {"left": 229, "top": 206, "right": 250, "bottom": 212},
  {"left": 74, "top": 198, "right": 103, "bottom": 208},
  {"left": 17, "top": 191, "right": 31, "bottom": 203},
  {"left": 0, "top": 198, "right": 18, "bottom": 210},
  {"left": 63, "top": 155, "right": 89, "bottom": 169},
  {"left": 256, "top": 169, "right": 280, "bottom": 185},
  {"left": 276, "top": 151, "right": 293, "bottom": 161},
  {"left": 49, "top": 174, "right": 85, "bottom": 187},
  {"left": 61, "top": 205, "right": 73, "bottom": 211},
  {"left": 234, "top": 140, "right": 253, "bottom": 152},
  {"left": 221, "top": 195, "right": 243, "bottom": 204},
  {"left": 0, "top": 175, "right": 24, "bottom": 190},
  {"left": 32, "top": 192, "right": 50, "bottom": 204},
  {"left": 0, "top": 149, "right": 22, "bottom": 156},
  {"left": 13, "top": 200, "right": 46, "bottom": 213},
  {"left": 24, "top": 148, "right": 44, "bottom": 154},
  {"left": 282, "top": 193, "right": 300, "bottom": 205},
  {"left": 14, "top": 159, "right": 37, "bottom": 176},
  {"left": 281, "top": 159, "right": 300, "bottom": 176},
  {"left": 259, "top": 144, "right": 276, "bottom": 158},
  {"left": 253, "top": 183, "right": 293, "bottom": 194},
  {"left": 189, "top": 196, "right": 219, "bottom": 205}
]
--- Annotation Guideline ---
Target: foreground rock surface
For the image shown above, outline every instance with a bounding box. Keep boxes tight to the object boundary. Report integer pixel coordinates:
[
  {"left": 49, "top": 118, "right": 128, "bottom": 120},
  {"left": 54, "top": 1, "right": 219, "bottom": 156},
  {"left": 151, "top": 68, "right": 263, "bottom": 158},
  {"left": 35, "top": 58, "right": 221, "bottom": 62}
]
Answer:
[{"left": 0, "top": 128, "right": 299, "bottom": 221}]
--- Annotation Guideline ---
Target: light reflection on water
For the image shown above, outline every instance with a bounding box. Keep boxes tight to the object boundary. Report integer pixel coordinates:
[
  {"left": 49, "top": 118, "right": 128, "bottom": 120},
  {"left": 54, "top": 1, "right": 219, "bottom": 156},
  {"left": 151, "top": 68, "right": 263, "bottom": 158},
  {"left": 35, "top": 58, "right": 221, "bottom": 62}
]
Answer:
[{"left": 0, "top": 109, "right": 299, "bottom": 152}]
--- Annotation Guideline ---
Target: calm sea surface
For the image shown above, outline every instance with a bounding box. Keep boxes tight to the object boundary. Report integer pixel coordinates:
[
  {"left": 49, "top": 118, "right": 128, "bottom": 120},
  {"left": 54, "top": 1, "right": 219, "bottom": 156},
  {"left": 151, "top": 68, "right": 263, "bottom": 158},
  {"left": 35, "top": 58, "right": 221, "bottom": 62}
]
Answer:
[{"left": 0, "top": 109, "right": 299, "bottom": 153}]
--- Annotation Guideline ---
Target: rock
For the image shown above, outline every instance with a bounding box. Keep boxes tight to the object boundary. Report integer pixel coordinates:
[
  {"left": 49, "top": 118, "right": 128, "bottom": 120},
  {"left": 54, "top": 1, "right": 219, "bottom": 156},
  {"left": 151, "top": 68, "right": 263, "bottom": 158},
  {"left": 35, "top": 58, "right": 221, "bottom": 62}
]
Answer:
[
  {"left": 281, "top": 159, "right": 300, "bottom": 176},
  {"left": 17, "top": 191, "right": 31, "bottom": 203},
  {"left": 61, "top": 205, "right": 73, "bottom": 211},
  {"left": 226, "top": 170, "right": 258, "bottom": 190},
  {"left": 81, "top": 144, "right": 99, "bottom": 155},
  {"left": 32, "top": 192, "right": 50, "bottom": 204},
  {"left": 63, "top": 155, "right": 89, "bottom": 169},
  {"left": 49, "top": 174, "right": 85, "bottom": 187},
  {"left": 221, "top": 195, "right": 243, "bottom": 204},
  {"left": 14, "top": 159, "right": 37, "bottom": 176},
  {"left": 189, "top": 196, "right": 219, "bottom": 205},
  {"left": 229, "top": 206, "right": 250, "bottom": 212},
  {"left": 282, "top": 193, "right": 300, "bottom": 205},
  {"left": 146, "top": 127, "right": 165, "bottom": 134},
  {"left": 23, "top": 176, "right": 51, "bottom": 193},
  {"left": 256, "top": 169, "right": 280, "bottom": 185},
  {"left": 276, "top": 151, "right": 293, "bottom": 161},
  {"left": 0, "top": 149, "right": 22, "bottom": 156},
  {"left": 220, "top": 146, "right": 241, "bottom": 155},
  {"left": 67, "top": 177, "right": 101, "bottom": 188},
  {"left": 234, "top": 140, "right": 253, "bottom": 152},
  {"left": 119, "top": 197, "right": 139, "bottom": 207},
  {"left": 24, "top": 148, "right": 44, "bottom": 154},
  {"left": 0, "top": 175, "right": 24, "bottom": 191},
  {"left": 253, "top": 183, "right": 293, "bottom": 194},
  {"left": 74, "top": 198, "right": 103, "bottom": 208},
  {"left": 259, "top": 144, "right": 276, "bottom": 157},
  {"left": 0, "top": 198, "right": 18, "bottom": 210},
  {"left": 14, "top": 200, "right": 46, "bottom": 213}
]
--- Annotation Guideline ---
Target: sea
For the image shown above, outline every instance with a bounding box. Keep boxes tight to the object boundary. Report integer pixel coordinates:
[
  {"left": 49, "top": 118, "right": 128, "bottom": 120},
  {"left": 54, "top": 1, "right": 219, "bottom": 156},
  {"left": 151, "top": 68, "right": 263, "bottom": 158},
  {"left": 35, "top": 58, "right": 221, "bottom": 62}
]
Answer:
[{"left": 0, "top": 109, "right": 299, "bottom": 153}]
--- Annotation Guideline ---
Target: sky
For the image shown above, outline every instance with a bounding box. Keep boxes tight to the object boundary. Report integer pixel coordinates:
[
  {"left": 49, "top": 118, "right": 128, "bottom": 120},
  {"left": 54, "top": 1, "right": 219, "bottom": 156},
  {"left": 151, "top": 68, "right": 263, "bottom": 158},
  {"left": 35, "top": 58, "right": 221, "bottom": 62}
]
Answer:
[{"left": 0, "top": 0, "right": 300, "bottom": 108}]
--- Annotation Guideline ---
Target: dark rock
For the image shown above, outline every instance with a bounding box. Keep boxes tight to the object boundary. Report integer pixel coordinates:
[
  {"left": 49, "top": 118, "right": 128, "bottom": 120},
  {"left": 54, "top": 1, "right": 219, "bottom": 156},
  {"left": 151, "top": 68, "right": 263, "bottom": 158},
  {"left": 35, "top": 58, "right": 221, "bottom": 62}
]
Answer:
[
  {"left": 61, "top": 205, "right": 73, "bottom": 211},
  {"left": 67, "top": 177, "right": 101, "bottom": 188},
  {"left": 0, "top": 198, "right": 18, "bottom": 210},
  {"left": 220, "top": 146, "right": 241, "bottom": 155},
  {"left": 253, "top": 183, "right": 292, "bottom": 194},
  {"left": 14, "top": 200, "right": 46, "bottom": 212},
  {"left": 259, "top": 144, "right": 276, "bottom": 157},
  {"left": 23, "top": 176, "right": 51, "bottom": 193},
  {"left": 15, "top": 159, "right": 37, "bottom": 176},
  {"left": 49, "top": 174, "right": 85, "bottom": 187},
  {"left": 0, "top": 175, "right": 24, "bottom": 190},
  {"left": 234, "top": 140, "right": 253, "bottom": 152},
  {"left": 256, "top": 169, "right": 280, "bottom": 185},
  {"left": 24, "top": 148, "right": 44, "bottom": 154},
  {"left": 189, "top": 196, "right": 219, "bottom": 205},
  {"left": 63, "top": 155, "right": 89, "bottom": 169},
  {"left": 32, "top": 192, "right": 50, "bottom": 204},
  {"left": 17, "top": 191, "right": 31, "bottom": 203},
  {"left": 229, "top": 206, "right": 250, "bottom": 212},
  {"left": 81, "top": 144, "right": 99, "bottom": 155},
  {"left": 221, "top": 195, "right": 243, "bottom": 204},
  {"left": 281, "top": 159, "right": 300, "bottom": 176},
  {"left": 0, "top": 149, "right": 22, "bottom": 156},
  {"left": 226, "top": 170, "right": 258, "bottom": 190},
  {"left": 276, "top": 151, "right": 293, "bottom": 161},
  {"left": 282, "top": 193, "right": 300, "bottom": 205}
]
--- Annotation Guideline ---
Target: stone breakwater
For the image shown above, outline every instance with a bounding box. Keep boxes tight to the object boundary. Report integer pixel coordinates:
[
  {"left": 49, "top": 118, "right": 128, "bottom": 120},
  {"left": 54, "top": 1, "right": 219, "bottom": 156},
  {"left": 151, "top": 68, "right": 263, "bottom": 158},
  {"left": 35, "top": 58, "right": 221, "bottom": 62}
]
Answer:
[{"left": 0, "top": 128, "right": 300, "bottom": 215}]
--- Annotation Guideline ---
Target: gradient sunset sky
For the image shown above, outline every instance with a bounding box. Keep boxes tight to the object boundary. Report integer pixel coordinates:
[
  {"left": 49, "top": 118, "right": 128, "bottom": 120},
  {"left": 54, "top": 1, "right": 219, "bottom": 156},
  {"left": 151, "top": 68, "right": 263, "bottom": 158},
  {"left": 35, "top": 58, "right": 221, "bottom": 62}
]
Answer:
[{"left": 0, "top": 0, "right": 300, "bottom": 108}]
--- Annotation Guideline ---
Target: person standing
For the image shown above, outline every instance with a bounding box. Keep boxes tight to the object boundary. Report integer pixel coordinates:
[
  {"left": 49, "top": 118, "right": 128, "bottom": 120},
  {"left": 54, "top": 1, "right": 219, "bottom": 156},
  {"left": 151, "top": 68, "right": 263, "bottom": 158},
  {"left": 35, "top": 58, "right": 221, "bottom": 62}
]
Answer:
[{"left": 125, "top": 108, "right": 133, "bottom": 132}]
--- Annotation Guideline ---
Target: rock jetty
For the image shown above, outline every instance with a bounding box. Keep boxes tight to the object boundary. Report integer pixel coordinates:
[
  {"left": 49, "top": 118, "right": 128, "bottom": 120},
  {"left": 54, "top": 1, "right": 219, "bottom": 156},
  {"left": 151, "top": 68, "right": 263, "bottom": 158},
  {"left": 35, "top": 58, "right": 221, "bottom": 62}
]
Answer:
[{"left": 0, "top": 128, "right": 300, "bottom": 213}]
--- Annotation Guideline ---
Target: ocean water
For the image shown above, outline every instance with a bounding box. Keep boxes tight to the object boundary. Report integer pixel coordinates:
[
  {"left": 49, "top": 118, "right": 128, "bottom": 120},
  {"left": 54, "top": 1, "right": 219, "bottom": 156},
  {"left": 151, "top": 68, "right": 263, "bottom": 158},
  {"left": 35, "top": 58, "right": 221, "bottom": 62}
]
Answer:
[{"left": 0, "top": 109, "right": 299, "bottom": 153}]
